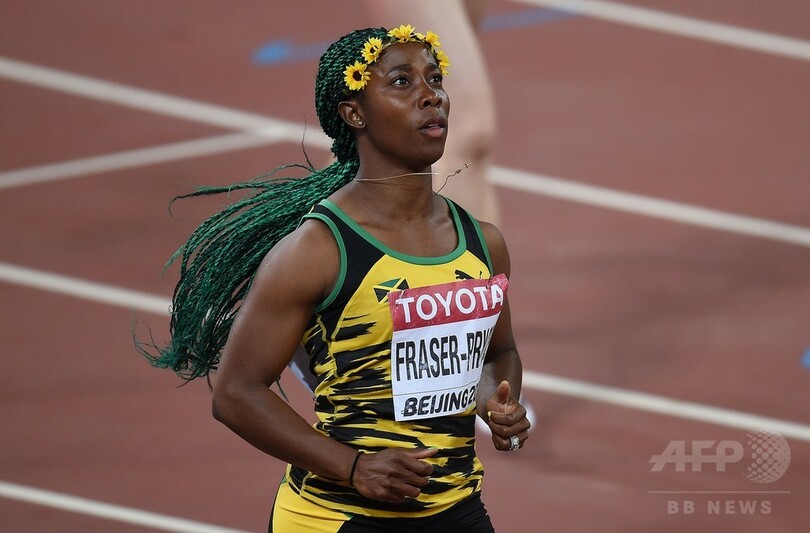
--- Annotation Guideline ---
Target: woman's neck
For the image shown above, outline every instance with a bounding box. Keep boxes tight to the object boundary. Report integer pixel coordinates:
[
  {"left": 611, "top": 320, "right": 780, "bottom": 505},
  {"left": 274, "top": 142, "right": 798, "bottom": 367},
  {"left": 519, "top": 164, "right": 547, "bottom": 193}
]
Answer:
[{"left": 345, "top": 161, "right": 439, "bottom": 222}]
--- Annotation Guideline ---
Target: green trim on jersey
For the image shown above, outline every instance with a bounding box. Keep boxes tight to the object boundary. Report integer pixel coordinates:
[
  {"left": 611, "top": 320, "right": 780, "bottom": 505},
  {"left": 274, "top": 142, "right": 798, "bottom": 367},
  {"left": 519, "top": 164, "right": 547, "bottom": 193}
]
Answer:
[
  {"left": 302, "top": 212, "right": 348, "bottom": 314},
  {"left": 319, "top": 199, "right": 468, "bottom": 265}
]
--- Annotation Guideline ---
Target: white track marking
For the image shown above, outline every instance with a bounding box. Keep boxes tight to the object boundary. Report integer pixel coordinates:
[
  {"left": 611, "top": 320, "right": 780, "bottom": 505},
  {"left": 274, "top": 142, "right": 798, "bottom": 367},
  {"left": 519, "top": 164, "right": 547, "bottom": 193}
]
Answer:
[
  {"left": 2, "top": 56, "right": 809, "bottom": 248},
  {"left": 0, "top": 481, "right": 248, "bottom": 533},
  {"left": 4, "top": 135, "right": 808, "bottom": 247},
  {"left": 524, "top": 373, "right": 810, "bottom": 442},
  {"left": 0, "top": 130, "right": 287, "bottom": 190},
  {"left": 518, "top": 0, "right": 810, "bottom": 61},
  {"left": 0, "top": 262, "right": 170, "bottom": 315},
  {"left": 491, "top": 167, "right": 810, "bottom": 247},
  {"left": 0, "top": 56, "right": 330, "bottom": 147},
  {"left": 2, "top": 260, "right": 809, "bottom": 442}
]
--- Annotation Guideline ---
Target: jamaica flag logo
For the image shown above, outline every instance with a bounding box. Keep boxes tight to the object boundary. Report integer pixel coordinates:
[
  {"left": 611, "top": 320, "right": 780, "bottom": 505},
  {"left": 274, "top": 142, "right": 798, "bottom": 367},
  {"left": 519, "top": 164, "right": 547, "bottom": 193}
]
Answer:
[{"left": 374, "top": 278, "right": 409, "bottom": 303}]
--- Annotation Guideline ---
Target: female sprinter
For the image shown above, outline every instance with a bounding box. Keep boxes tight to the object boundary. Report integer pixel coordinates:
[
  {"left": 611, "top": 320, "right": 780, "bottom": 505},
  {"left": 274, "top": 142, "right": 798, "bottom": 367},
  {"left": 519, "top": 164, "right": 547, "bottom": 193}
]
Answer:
[{"left": 142, "top": 25, "right": 531, "bottom": 532}]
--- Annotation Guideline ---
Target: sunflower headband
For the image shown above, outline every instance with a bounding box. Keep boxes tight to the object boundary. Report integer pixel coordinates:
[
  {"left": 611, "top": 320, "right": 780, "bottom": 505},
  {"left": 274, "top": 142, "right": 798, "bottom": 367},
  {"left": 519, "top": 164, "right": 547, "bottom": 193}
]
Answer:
[{"left": 343, "top": 24, "right": 450, "bottom": 92}]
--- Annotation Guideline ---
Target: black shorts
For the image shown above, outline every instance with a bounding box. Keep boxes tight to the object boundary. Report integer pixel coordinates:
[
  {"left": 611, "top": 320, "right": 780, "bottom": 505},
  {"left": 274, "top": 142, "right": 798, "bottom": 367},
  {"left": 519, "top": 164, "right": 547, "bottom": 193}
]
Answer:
[{"left": 270, "top": 480, "right": 494, "bottom": 533}]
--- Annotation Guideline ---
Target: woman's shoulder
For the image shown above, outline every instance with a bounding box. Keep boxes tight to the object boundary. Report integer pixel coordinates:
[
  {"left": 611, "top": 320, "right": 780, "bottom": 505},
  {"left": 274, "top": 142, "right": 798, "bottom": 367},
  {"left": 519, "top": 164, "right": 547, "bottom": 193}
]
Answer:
[
  {"left": 250, "top": 217, "right": 341, "bottom": 306},
  {"left": 271, "top": 218, "right": 339, "bottom": 269}
]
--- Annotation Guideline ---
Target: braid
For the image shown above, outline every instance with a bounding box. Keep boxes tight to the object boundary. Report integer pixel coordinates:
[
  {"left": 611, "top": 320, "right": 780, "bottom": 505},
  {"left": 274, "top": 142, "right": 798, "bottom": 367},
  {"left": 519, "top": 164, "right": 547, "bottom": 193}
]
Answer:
[
  {"left": 315, "top": 27, "right": 388, "bottom": 162},
  {"left": 137, "top": 28, "right": 385, "bottom": 380}
]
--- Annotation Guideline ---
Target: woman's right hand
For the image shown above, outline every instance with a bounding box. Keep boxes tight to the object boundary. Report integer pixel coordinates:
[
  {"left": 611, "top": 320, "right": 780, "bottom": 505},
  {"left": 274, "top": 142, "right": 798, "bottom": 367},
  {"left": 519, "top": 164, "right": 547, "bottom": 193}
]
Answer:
[{"left": 352, "top": 447, "right": 438, "bottom": 503}]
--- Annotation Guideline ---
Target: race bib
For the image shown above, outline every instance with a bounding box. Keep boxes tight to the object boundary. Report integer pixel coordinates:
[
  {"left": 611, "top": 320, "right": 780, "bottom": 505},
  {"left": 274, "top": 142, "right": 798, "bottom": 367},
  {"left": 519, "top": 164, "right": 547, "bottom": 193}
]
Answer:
[{"left": 389, "top": 274, "right": 508, "bottom": 421}]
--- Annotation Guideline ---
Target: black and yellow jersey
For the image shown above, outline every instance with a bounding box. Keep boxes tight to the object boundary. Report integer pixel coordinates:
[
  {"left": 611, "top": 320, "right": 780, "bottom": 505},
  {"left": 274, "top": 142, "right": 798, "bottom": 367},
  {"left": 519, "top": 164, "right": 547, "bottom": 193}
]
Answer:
[{"left": 288, "top": 196, "right": 495, "bottom": 518}]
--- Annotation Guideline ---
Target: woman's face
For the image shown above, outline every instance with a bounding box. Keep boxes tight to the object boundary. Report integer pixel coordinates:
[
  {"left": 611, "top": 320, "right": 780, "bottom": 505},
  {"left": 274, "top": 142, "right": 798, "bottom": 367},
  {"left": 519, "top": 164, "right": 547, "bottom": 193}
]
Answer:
[{"left": 354, "top": 41, "right": 450, "bottom": 169}]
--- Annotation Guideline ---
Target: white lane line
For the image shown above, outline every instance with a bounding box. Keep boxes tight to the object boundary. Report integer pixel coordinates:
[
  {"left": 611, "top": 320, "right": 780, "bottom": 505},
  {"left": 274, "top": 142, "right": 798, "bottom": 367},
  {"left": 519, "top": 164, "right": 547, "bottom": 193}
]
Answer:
[
  {"left": 0, "top": 262, "right": 170, "bottom": 315},
  {"left": 491, "top": 167, "right": 810, "bottom": 248},
  {"left": 0, "top": 130, "right": 287, "bottom": 190},
  {"left": 3, "top": 136, "right": 808, "bottom": 248},
  {"left": 3, "top": 261, "right": 809, "bottom": 442},
  {"left": 4, "top": 139, "right": 809, "bottom": 251},
  {"left": 0, "top": 56, "right": 330, "bottom": 147},
  {"left": 0, "top": 481, "right": 248, "bottom": 533},
  {"left": 3, "top": 56, "right": 809, "bottom": 249},
  {"left": 525, "top": 372, "right": 810, "bottom": 443},
  {"left": 519, "top": 0, "right": 810, "bottom": 61}
]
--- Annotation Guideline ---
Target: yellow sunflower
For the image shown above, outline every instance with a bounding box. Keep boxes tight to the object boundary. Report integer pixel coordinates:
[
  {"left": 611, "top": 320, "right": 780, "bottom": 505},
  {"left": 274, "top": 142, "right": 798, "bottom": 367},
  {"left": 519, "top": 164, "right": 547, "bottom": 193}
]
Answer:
[
  {"left": 423, "top": 31, "right": 441, "bottom": 50},
  {"left": 388, "top": 24, "right": 415, "bottom": 43},
  {"left": 435, "top": 49, "right": 450, "bottom": 76},
  {"left": 361, "top": 37, "right": 383, "bottom": 64},
  {"left": 344, "top": 61, "right": 370, "bottom": 91}
]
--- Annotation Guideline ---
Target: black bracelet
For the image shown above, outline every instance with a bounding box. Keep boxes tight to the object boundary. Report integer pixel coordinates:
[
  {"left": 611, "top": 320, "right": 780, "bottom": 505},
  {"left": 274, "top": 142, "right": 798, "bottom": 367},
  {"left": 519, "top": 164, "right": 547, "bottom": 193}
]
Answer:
[{"left": 348, "top": 451, "right": 363, "bottom": 487}]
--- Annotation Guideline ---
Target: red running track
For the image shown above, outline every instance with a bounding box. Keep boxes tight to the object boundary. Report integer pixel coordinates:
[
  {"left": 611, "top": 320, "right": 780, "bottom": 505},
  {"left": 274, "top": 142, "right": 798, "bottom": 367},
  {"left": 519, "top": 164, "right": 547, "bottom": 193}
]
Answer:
[{"left": 1, "top": 1, "right": 809, "bottom": 531}]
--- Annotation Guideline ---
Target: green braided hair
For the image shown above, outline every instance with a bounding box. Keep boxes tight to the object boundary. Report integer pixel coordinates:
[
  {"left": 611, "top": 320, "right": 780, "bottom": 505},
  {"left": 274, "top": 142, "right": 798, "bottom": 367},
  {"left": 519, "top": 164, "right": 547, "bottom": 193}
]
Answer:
[
  {"left": 137, "top": 27, "right": 392, "bottom": 381},
  {"left": 138, "top": 25, "right": 450, "bottom": 381}
]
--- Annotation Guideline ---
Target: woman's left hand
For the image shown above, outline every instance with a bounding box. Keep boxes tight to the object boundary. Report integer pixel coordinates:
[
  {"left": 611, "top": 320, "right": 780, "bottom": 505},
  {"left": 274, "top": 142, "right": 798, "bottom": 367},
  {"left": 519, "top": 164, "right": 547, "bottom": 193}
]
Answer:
[{"left": 485, "top": 380, "right": 531, "bottom": 452}]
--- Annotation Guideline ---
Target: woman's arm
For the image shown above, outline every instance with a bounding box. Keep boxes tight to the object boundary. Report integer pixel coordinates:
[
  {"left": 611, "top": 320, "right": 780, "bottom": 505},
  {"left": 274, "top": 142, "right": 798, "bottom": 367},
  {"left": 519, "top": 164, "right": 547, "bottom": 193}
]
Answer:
[
  {"left": 211, "top": 220, "right": 356, "bottom": 477},
  {"left": 211, "top": 219, "right": 434, "bottom": 502},
  {"left": 476, "top": 222, "right": 532, "bottom": 450}
]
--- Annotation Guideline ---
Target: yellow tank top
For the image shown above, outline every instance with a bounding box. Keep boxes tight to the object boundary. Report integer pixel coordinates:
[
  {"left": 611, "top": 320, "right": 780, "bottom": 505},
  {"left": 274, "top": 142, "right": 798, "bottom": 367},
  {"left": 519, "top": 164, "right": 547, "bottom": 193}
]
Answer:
[{"left": 288, "top": 197, "right": 495, "bottom": 517}]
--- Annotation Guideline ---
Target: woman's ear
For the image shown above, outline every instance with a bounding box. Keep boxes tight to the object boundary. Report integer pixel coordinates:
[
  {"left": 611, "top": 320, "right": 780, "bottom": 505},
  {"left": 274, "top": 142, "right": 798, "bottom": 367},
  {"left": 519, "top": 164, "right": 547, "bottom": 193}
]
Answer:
[{"left": 338, "top": 101, "right": 365, "bottom": 129}]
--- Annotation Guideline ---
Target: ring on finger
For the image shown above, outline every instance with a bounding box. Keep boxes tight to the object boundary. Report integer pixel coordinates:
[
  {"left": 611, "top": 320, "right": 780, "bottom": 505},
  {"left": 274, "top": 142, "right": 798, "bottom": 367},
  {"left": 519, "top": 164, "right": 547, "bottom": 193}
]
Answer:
[{"left": 508, "top": 434, "right": 520, "bottom": 451}]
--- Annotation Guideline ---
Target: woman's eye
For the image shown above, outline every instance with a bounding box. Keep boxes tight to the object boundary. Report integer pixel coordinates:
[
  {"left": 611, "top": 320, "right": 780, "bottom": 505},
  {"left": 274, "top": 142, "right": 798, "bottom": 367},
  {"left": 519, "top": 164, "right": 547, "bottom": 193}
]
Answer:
[
  {"left": 430, "top": 74, "right": 443, "bottom": 84},
  {"left": 392, "top": 76, "right": 409, "bottom": 86}
]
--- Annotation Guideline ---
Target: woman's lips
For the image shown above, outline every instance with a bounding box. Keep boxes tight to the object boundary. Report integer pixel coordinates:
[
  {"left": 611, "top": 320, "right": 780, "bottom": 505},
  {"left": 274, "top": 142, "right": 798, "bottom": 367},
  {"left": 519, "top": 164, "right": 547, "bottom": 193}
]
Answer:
[
  {"left": 420, "top": 124, "right": 446, "bottom": 138},
  {"left": 419, "top": 115, "right": 447, "bottom": 138}
]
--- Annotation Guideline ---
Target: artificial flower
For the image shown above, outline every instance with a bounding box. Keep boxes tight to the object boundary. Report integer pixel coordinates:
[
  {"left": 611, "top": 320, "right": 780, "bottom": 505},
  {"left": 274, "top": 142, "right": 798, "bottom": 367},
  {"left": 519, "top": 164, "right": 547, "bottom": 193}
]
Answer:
[
  {"left": 423, "top": 31, "right": 441, "bottom": 50},
  {"left": 361, "top": 37, "right": 383, "bottom": 64},
  {"left": 344, "top": 61, "right": 370, "bottom": 91},
  {"left": 435, "top": 49, "right": 450, "bottom": 76},
  {"left": 343, "top": 26, "right": 449, "bottom": 93},
  {"left": 388, "top": 24, "right": 415, "bottom": 42}
]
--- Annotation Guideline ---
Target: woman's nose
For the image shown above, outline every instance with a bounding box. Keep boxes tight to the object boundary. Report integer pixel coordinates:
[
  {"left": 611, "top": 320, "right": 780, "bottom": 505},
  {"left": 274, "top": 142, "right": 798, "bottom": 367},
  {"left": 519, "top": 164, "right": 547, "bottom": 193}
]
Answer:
[{"left": 420, "top": 83, "right": 443, "bottom": 108}]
